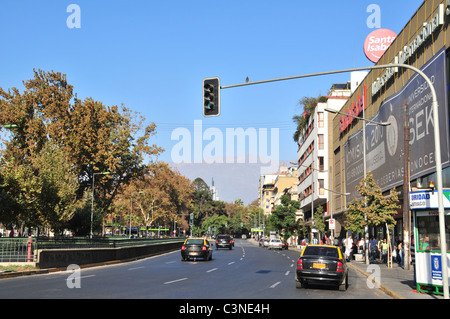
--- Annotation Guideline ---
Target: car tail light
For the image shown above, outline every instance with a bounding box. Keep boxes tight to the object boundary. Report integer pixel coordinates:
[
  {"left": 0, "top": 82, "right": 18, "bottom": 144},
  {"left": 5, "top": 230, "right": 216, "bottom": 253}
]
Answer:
[
  {"left": 297, "top": 259, "right": 303, "bottom": 270},
  {"left": 230, "top": 240, "right": 232, "bottom": 243},
  {"left": 202, "top": 246, "right": 207, "bottom": 251},
  {"left": 337, "top": 261, "right": 344, "bottom": 272},
  {"left": 181, "top": 245, "right": 186, "bottom": 251}
]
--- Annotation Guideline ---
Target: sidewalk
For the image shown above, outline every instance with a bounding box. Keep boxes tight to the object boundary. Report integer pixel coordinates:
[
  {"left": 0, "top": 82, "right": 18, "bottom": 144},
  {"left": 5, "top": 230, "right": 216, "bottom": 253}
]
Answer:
[{"left": 347, "top": 259, "right": 443, "bottom": 299}]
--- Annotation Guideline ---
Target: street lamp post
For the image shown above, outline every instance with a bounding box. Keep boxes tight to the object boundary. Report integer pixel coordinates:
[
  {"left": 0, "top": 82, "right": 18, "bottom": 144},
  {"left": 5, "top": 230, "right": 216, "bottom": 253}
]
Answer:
[
  {"left": 325, "top": 107, "right": 390, "bottom": 265},
  {"left": 322, "top": 185, "right": 350, "bottom": 244},
  {"left": 129, "top": 191, "right": 144, "bottom": 238},
  {"left": 91, "top": 171, "right": 110, "bottom": 239}
]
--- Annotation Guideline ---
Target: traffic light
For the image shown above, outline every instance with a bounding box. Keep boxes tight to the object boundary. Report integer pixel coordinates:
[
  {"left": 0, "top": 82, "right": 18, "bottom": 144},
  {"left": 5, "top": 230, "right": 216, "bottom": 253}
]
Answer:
[{"left": 203, "top": 77, "right": 220, "bottom": 117}]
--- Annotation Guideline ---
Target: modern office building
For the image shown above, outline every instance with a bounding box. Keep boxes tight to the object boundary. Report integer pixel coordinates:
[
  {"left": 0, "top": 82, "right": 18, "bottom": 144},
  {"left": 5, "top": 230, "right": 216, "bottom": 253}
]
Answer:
[{"left": 329, "top": 0, "right": 450, "bottom": 243}]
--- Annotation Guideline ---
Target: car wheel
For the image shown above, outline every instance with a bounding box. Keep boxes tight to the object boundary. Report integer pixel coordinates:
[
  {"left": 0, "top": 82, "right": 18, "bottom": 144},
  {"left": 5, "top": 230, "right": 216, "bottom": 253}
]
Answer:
[
  {"left": 339, "top": 274, "right": 348, "bottom": 291},
  {"left": 296, "top": 280, "right": 306, "bottom": 289}
]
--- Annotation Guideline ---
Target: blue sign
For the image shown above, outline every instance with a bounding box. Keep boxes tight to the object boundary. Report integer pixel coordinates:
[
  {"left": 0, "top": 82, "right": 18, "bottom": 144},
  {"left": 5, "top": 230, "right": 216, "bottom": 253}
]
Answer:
[{"left": 431, "top": 255, "right": 442, "bottom": 281}]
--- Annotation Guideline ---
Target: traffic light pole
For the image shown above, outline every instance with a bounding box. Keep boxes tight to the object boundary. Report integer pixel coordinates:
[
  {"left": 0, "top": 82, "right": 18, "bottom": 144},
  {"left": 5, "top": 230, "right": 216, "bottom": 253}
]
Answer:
[{"left": 216, "top": 63, "right": 448, "bottom": 299}]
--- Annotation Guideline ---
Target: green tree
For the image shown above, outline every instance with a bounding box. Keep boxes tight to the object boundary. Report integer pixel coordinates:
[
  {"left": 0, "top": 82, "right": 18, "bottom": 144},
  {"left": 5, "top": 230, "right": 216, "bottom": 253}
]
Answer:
[
  {"left": 292, "top": 95, "right": 328, "bottom": 142},
  {"left": 345, "top": 171, "right": 400, "bottom": 233},
  {"left": 201, "top": 215, "right": 229, "bottom": 235},
  {"left": 312, "top": 205, "right": 326, "bottom": 242},
  {"left": 268, "top": 195, "right": 301, "bottom": 239}
]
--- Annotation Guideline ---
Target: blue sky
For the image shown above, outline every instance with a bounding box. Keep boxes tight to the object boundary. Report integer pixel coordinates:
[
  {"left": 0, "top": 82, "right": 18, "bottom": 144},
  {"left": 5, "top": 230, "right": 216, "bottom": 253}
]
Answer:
[{"left": 0, "top": 0, "right": 424, "bottom": 203}]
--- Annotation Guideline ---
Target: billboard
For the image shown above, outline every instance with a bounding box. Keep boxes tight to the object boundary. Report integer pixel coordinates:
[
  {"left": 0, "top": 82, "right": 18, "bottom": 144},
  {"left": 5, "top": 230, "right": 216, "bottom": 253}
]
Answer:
[{"left": 344, "top": 47, "right": 450, "bottom": 199}]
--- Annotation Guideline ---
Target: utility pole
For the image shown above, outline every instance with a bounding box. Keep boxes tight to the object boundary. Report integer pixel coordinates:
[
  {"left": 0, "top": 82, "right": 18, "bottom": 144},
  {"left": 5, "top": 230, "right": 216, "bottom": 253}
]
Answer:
[{"left": 403, "top": 101, "right": 411, "bottom": 270}]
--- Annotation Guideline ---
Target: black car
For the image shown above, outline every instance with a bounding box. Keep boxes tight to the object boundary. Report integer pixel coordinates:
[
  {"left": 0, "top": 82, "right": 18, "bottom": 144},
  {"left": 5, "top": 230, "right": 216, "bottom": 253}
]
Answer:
[
  {"left": 215, "top": 234, "right": 233, "bottom": 250},
  {"left": 295, "top": 244, "right": 348, "bottom": 291},
  {"left": 181, "top": 238, "right": 213, "bottom": 261}
]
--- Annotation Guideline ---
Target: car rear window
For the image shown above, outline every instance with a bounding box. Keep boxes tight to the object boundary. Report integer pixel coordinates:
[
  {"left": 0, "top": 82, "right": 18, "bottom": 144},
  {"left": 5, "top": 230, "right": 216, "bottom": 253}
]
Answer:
[
  {"left": 218, "top": 235, "right": 230, "bottom": 239},
  {"left": 303, "top": 246, "right": 340, "bottom": 258},
  {"left": 185, "top": 239, "right": 204, "bottom": 245}
]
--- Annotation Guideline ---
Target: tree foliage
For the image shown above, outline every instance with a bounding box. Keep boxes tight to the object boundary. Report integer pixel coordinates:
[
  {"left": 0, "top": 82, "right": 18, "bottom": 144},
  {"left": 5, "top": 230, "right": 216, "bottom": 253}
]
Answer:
[
  {"left": 345, "top": 171, "right": 400, "bottom": 233},
  {"left": 268, "top": 195, "right": 301, "bottom": 239},
  {"left": 0, "top": 70, "right": 162, "bottom": 233}
]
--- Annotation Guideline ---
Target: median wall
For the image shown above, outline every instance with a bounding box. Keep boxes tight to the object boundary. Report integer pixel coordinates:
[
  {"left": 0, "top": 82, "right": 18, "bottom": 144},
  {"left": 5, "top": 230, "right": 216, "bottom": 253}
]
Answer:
[{"left": 36, "top": 241, "right": 183, "bottom": 269}]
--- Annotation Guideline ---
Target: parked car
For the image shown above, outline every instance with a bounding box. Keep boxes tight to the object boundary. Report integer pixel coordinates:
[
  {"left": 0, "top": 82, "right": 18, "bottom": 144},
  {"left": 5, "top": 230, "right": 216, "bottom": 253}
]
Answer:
[
  {"left": 295, "top": 244, "right": 348, "bottom": 291},
  {"left": 268, "top": 239, "right": 283, "bottom": 250},
  {"left": 263, "top": 238, "right": 269, "bottom": 248},
  {"left": 259, "top": 238, "right": 265, "bottom": 246},
  {"left": 216, "top": 234, "right": 233, "bottom": 250},
  {"left": 181, "top": 238, "right": 213, "bottom": 261}
]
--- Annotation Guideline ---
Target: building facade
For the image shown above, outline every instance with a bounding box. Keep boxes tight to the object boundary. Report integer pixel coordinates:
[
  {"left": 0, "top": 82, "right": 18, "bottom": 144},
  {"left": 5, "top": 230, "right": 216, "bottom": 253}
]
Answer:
[{"left": 329, "top": 0, "right": 450, "bottom": 243}]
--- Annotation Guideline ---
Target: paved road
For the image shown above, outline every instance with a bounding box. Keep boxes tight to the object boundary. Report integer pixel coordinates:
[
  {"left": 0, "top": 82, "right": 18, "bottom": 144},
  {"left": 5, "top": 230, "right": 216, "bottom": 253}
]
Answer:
[{"left": 0, "top": 239, "right": 390, "bottom": 299}]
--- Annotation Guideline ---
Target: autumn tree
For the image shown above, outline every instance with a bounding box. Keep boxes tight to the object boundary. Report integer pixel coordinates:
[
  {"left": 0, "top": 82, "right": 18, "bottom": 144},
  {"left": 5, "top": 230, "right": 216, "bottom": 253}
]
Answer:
[
  {"left": 0, "top": 70, "right": 162, "bottom": 233},
  {"left": 114, "top": 162, "right": 193, "bottom": 234},
  {"left": 345, "top": 171, "right": 400, "bottom": 233}
]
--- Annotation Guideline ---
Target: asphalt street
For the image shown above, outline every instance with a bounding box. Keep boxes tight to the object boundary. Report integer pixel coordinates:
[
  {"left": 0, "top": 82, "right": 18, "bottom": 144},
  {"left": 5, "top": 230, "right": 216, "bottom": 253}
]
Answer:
[{"left": 0, "top": 239, "right": 390, "bottom": 299}]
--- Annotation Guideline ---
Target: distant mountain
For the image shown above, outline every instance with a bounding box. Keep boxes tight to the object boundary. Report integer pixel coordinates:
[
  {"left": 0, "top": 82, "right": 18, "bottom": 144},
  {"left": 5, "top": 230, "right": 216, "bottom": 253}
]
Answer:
[{"left": 169, "top": 160, "right": 296, "bottom": 206}]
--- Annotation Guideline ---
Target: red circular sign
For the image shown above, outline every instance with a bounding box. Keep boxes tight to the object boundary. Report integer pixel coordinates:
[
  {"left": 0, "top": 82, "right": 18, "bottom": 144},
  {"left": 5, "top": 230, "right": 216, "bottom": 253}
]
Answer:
[{"left": 364, "top": 29, "right": 397, "bottom": 63}]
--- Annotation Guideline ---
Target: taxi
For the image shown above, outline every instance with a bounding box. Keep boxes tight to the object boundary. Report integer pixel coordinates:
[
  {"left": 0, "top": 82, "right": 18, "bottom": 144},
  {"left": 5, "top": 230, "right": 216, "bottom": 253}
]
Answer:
[
  {"left": 295, "top": 244, "right": 348, "bottom": 291},
  {"left": 181, "top": 237, "right": 213, "bottom": 261}
]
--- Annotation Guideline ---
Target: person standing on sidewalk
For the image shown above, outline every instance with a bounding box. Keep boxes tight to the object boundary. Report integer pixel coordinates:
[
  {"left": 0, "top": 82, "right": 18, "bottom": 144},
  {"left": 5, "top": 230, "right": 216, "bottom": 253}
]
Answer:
[{"left": 381, "top": 238, "right": 389, "bottom": 263}]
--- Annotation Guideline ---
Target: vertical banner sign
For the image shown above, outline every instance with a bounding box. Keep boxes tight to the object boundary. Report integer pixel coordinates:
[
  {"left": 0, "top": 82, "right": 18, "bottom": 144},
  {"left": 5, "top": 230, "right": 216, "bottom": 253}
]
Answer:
[{"left": 344, "top": 47, "right": 450, "bottom": 198}]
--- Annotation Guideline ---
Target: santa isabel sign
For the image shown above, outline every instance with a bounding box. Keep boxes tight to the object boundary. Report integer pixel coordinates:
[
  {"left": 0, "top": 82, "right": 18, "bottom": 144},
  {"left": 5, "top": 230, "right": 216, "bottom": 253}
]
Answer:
[{"left": 364, "top": 28, "right": 397, "bottom": 63}]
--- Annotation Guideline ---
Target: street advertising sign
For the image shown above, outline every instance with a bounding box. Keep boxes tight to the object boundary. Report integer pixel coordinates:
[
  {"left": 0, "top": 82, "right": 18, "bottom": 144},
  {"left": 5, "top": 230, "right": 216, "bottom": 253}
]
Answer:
[
  {"left": 344, "top": 47, "right": 450, "bottom": 199},
  {"left": 409, "top": 190, "right": 450, "bottom": 209},
  {"left": 329, "top": 218, "right": 335, "bottom": 230},
  {"left": 364, "top": 28, "right": 397, "bottom": 63}
]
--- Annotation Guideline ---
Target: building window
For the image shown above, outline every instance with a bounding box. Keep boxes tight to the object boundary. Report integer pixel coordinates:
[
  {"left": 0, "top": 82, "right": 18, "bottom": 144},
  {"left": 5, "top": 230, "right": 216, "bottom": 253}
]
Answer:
[
  {"left": 319, "top": 179, "right": 324, "bottom": 195},
  {"left": 318, "top": 134, "right": 324, "bottom": 150},
  {"left": 318, "top": 112, "right": 324, "bottom": 128},
  {"left": 318, "top": 157, "right": 324, "bottom": 171}
]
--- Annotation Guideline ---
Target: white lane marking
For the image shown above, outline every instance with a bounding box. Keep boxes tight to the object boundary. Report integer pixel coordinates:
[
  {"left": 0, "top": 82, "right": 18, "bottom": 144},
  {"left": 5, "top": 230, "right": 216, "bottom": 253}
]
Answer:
[
  {"left": 164, "top": 278, "right": 188, "bottom": 285},
  {"left": 165, "top": 261, "right": 176, "bottom": 264},
  {"left": 290, "top": 264, "right": 294, "bottom": 267},
  {"left": 206, "top": 268, "right": 218, "bottom": 273},
  {"left": 128, "top": 266, "right": 145, "bottom": 271},
  {"left": 270, "top": 281, "right": 281, "bottom": 288},
  {"left": 80, "top": 275, "right": 96, "bottom": 279},
  {"left": 228, "top": 261, "right": 235, "bottom": 265},
  {"left": 285, "top": 271, "right": 290, "bottom": 276}
]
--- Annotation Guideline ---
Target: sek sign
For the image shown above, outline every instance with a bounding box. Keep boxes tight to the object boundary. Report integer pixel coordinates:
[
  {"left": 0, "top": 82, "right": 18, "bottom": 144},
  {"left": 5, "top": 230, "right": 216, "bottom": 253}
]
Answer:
[{"left": 364, "top": 29, "right": 397, "bottom": 63}]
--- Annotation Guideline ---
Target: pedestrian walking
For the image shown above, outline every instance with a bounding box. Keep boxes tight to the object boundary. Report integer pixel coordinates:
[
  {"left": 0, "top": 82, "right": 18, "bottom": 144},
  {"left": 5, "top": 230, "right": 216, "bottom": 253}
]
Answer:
[
  {"left": 369, "top": 237, "right": 378, "bottom": 260},
  {"left": 398, "top": 241, "right": 404, "bottom": 268},
  {"left": 381, "top": 238, "right": 388, "bottom": 263}
]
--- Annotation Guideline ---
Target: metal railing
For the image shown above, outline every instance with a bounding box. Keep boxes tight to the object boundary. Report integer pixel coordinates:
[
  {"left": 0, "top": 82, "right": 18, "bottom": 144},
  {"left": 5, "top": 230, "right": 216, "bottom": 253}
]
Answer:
[
  {"left": 0, "top": 238, "right": 37, "bottom": 263},
  {"left": 0, "top": 237, "right": 184, "bottom": 262}
]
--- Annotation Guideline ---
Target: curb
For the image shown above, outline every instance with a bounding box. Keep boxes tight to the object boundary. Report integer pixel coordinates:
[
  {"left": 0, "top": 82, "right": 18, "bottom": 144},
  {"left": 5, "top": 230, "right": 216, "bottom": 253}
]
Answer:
[{"left": 347, "top": 263, "right": 405, "bottom": 299}]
